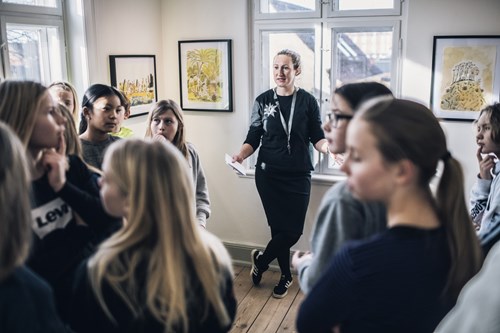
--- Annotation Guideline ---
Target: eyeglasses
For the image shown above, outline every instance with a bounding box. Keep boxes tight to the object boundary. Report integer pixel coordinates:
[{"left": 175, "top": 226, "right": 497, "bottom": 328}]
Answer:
[{"left": 326, "top": 112, "right": 353, "bottom": 128}]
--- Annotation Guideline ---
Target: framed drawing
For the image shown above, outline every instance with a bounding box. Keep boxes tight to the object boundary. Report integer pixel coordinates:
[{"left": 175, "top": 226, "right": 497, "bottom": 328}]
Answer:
[
  {"left": 109, "top": 55, "right": 157, "bottom": 117},
  {"left": 178, "top": 39, "right": 233, "bottom": 112},
  {"left": 431, "top": 36, "right": 500, "bottom": 121}
]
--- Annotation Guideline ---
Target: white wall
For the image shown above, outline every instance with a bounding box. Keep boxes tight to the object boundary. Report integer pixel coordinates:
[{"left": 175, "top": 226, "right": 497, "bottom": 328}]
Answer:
[
  {"left": 83, "top": 0, "right": 164, "bottom": 92},
  {"left": 402, "top": 0, "right": 500, "bottom": 195},
  {"left": 82, "top": 0, "right": 500, "bottom": 252}
]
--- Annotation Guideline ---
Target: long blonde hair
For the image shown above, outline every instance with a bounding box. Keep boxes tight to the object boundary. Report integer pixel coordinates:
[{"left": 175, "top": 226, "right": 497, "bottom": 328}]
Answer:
[
  {"left": 145, "top": 99, "right": 189, "bottom": 159},
  {"left": 0, "top": 80, "right": 47, "bottom": 147},
  {"left": 55, "top": 103, "right": 83, "bottom": 158},
  {"left": 0, "top": 122, "right": 31, "bottom": 281},
  {"left": 88, "top": 139, "right": 232, "bottom": 332},
  {"left": 358, "top": 97, "right": 483, "bottom": 300}
]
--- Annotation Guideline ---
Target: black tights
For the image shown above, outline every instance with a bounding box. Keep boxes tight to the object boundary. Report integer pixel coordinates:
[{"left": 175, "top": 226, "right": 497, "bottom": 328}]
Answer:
[{"left": 258, "top": 227, "right": 301, "bottom": 278}]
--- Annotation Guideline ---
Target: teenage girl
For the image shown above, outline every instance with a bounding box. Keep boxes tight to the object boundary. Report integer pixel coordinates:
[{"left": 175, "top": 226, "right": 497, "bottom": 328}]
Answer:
[
  {"left": 79, "top": 84, "right": 127, "bottom": 169},
  {"left": 48, "top": 81, "right": 79, "bottom": 123},
  {"left": 69, "top": 139, "right": 236, "bottom": 333},
  {"left": 297, "top": 97, "right": 483, "bottom": 333},
  {"left": 292, "top": 82, "right": 392, "bottom": 294},
  {"left": 55, "top": 103, "right": 83, "bottom": 158},
  {"left": 0, "top": 80, "right": 121, "bottom": 318},
  {"left": 0, "top": 122, "right": 66, "bottom": 332},
  {"left": 145, "top": 99, "right": 211, "bottom": 227},
  {"left": 470, "top": 103, "right": 500, "bottom": 253}
]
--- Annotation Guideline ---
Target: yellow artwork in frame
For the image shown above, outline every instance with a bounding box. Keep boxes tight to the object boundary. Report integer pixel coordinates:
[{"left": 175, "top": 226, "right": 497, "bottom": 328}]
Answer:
[
  {"left": 431, "top": 36, "right": 500, "bottom": 121},
  {"left": 179, "top": 40, "right": 233, "bottom": 112}
]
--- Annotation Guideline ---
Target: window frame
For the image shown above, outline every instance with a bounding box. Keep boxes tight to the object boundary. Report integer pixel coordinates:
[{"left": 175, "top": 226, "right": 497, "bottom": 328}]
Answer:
[
  {"left": 327, "top": 19, "right": 401, "bottom": 99},
  {"left": 0, "top": 0, "right": 67, "bottom": 83},
  {"left": 253, "top": 0, "right": 321, "bottom": 20},
  {"left": 249, "top": 0, "right": 404, "bottom": 177},
  {"left": 252, "top": 21, "right": 323, "bottom": 99},
  {"left": 327, "top": 0, "right": 401, "bottom": 17},
  {"left": 0, "top": 0, "right": 62, "bottom": 16}
]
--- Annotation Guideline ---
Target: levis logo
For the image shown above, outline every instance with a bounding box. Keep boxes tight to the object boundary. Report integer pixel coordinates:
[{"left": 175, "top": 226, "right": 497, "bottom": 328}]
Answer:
[{"left": 31, "top": 197, "right": 73, "bottom": 239}]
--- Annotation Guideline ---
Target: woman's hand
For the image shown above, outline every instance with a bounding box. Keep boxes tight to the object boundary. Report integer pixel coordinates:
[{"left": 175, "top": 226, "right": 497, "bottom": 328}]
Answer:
[
  {"left": 41, "top": 132, "right": 68, "bottom": 192},
  {"left": 232, "top": 153, "right": 244, "bottom": 164},
  {"left": 232, "top": 143, "right": 254, "bottom": 163},
  {"left": 477, "top": 147, "right": 494, "bottom": 180},
  {"left": 291, "top": 250, "right": 312, "bottom": 270}
]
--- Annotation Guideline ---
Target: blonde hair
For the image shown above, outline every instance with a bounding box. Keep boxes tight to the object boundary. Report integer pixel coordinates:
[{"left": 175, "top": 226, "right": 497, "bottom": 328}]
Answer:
[
  {"left": 55, "top": 103, "right": 83, "bottom": 158},
  {"left": 88, "top": 139, "right": 232, "bottom": 331},
  {"left": 0, "top": 122, "right": 31, "bottom": 281},
  {"left": 48, "top": 81, "right": 79, "bottom": 123},
  {"left": 358, "top": 97, "right": 483, "bottom": 300},
  {"left": 0, "top": 80, "right": 47, "bottom": 147},
  {"left": 145, "top": 99, "right": 189, "bottom": 159}
]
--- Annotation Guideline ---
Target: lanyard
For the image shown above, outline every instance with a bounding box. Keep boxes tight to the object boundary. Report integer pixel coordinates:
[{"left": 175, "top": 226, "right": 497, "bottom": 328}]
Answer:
[{"left": 273, "top": 87, "right": 297, "bottom": 155}]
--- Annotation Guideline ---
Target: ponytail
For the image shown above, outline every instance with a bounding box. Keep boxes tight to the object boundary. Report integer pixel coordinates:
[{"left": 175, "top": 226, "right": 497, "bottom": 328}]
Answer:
[{"left": 437, "top": 156, "right": 483, "bottom": 300}]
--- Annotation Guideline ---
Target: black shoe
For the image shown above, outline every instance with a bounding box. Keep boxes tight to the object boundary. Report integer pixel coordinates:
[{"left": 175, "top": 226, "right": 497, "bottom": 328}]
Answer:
[
  {"left": 250, "top": 249, "right": 265, "bottom": 286},
  {"left": 272, "top": 275, "right": 293, "bottom": 299}
]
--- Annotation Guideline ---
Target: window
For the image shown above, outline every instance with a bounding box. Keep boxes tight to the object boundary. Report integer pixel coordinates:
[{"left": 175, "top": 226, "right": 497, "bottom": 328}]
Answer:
[
  {"left": 252, "top": 0, "right": 403, "bottom": 176},
  {"left": 329, "top": 0, "right": 401, "bottom": 17},
  {"left": 254, "top": 0, "right": 320, "bottom": 19},
  {"left": 0, "top": 0, "right": 66, "bottom": 84}
]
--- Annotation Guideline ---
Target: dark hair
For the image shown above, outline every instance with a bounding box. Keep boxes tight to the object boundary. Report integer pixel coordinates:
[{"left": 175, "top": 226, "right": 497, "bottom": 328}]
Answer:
[
  {"left": 474, "top": 103, "right": 500, "bottom": 144},
  {"left": 79, "top": 84, "right": 127, "bottom": 134},
  {"left": 358, "top": 97, "right": 483, "bottom": 300},
  {"left": 334, "top": 82, "right": 393, "bottom": 112}
]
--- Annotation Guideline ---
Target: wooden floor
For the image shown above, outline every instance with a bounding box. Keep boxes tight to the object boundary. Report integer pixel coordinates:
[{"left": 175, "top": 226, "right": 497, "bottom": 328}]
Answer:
[{"left": 230, "top": 265, "right": 303, "bottom": 333}]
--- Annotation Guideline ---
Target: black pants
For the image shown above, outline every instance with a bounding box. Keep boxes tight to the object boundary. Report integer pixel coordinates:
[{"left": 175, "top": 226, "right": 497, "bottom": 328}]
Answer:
[
  {"left": 255, "top": 166, "right": 311, "bottom": 278},
  {"left": 259, "top": 227, "right": 301, "bottom": 278}
]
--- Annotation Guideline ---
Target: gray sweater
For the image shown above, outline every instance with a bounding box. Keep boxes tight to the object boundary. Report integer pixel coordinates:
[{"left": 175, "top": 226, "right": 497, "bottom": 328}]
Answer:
[
  {"left": 80, "top": 135, "right": 120, "bottom": 169},
  {"left": 297, "top": 181, "right": 386, "bottom": 294},
  {"left": 187, "top": 143, "right": 211, "bottom": 227}
]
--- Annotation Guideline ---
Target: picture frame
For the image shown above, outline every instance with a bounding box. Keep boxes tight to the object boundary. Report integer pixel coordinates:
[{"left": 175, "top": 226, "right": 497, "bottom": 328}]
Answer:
[
  {"left": 430, "top": 35, "right": 500, "bottom": 121},
  {"left": 178, "top": 39, "right": 233, "bottom": 112},
  {"left": 109, "top": 55, "right": 157, "bottom": 117}
]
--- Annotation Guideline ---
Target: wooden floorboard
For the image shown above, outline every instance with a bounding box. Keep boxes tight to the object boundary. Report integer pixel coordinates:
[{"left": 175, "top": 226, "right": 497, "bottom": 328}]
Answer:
[{"left": 230, "top": 265, "right": 302, "bottom": 333}]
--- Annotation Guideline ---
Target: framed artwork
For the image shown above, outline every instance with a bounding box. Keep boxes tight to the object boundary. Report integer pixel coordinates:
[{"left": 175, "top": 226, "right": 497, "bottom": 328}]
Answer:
[
  {"left": 109, "top": 55, "right": 157, "bottom": 117},
  {"left": 430, "top": 36, "right": 500, "bottom": 121},
  {"left": 178, "top": 39, "right": 233, "bottom": 112}
]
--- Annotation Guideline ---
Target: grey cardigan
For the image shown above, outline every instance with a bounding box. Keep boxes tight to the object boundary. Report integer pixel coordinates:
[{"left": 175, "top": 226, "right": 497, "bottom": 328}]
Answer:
[{"left": 187, "top": 143, "right": 211, "bottom": 227}]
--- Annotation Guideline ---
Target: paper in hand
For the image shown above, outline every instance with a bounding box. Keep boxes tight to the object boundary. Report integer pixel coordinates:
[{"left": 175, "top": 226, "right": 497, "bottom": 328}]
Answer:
[{"left": 225, "top": 153, "right": 246, "bottom": 176}]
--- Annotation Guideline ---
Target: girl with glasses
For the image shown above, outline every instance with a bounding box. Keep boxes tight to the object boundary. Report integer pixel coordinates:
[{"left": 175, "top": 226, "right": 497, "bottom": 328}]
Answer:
[{"left": 292, "top": 81, "right": 393, "bottom": 294}]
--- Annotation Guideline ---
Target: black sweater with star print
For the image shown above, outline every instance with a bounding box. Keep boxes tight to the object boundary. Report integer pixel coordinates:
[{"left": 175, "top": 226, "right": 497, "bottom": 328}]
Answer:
[{"left": 244, "top": 88, "right": 324, "bottom": 173}]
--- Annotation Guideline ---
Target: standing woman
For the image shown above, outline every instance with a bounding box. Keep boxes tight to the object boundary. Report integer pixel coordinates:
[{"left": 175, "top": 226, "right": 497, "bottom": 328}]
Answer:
[
  {"left": 296, "top": 98, "right": 483, "bottom": 332},
  {"left": 145, "top": 99, "right": 211, "bottom": 228},
  {"left": 232, "top": 49, "right": 328, "bottom": 298}
]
